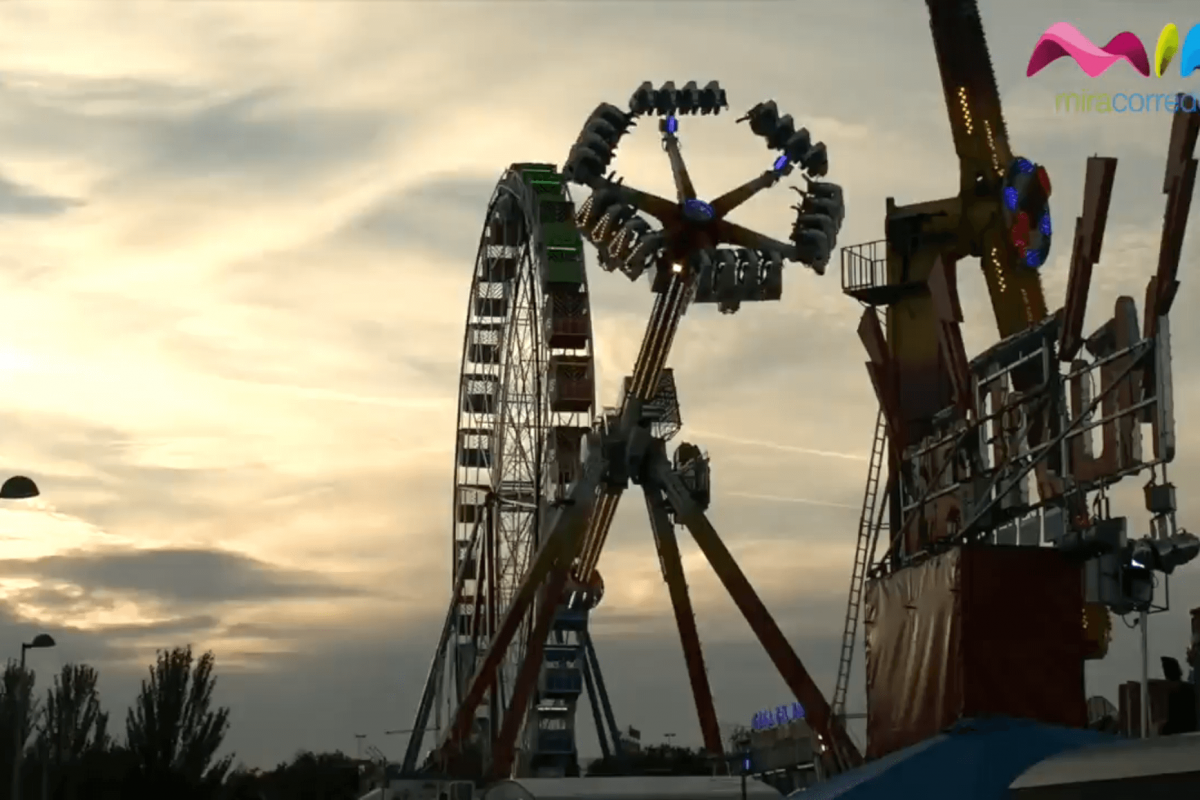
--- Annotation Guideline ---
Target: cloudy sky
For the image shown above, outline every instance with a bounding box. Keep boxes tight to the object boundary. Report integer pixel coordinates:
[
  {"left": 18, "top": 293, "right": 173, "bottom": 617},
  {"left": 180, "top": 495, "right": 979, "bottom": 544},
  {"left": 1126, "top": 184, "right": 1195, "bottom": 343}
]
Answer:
[{"left": 0, "top": 0, "right": 1198, "bottom": 772}]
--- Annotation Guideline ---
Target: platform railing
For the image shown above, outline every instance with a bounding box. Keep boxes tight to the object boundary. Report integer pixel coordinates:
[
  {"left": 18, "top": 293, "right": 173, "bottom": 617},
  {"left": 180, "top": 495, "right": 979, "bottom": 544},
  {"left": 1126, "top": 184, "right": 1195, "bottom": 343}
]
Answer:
[{"left": 840, "top": 240, "right": 887, "bottom": 296}]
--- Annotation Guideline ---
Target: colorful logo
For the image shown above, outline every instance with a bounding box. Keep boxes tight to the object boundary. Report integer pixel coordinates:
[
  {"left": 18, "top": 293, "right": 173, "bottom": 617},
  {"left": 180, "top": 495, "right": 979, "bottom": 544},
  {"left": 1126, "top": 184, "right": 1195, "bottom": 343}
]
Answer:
[{"left": 1027, "top": 22, "right": 1200, "bottom": 78}]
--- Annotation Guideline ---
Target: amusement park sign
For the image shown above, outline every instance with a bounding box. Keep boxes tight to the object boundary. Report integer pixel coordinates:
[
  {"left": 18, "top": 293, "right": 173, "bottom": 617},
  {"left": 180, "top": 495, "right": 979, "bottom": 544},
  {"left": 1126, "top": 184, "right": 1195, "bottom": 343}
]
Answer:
[{"left": 751, "top": 702, "right": 806, "bottom": 731}]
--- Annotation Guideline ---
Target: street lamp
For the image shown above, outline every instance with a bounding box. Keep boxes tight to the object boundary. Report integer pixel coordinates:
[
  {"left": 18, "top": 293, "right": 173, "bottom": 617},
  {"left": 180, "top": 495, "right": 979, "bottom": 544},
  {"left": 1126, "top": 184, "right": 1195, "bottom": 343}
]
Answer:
[
  {"left": 20, "top": 635, "right": 55, "bottom": 669},
  {"left": 4, "top": 477, "right": 46, "bottom": 800},
  {"left": 0, "top": 476, "right": 39, "bottom": 500},
  {"left": 12, "top": 633, "right": 55, "bottom": 800}
]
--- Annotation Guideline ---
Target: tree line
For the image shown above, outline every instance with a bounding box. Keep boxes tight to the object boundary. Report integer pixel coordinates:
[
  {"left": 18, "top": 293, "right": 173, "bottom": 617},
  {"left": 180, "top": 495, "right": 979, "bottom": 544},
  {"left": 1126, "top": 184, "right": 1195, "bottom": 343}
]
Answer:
[
  {"left": 585, "top": 743, "right": 718, "bottom": 777},
  {"left": 0, "top": 645, "right": 363, "bottom": 800}
]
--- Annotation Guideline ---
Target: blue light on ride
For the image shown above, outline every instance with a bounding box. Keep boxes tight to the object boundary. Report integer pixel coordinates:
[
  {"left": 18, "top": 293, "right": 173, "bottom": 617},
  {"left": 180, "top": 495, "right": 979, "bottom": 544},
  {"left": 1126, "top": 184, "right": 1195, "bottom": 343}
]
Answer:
[
  {"left": 1026, "top": 249, "right": 1044, "bottom": 268},
  {"left": 1004, "top": 187, "right": 1019, "bottom": 211},
  {"left": 773, "top": 154, "right": 789, "bottom": 171},
  {"left": 665, "top": 115, "right": 678, "bottom": 134},
  {"left": 1039, "top": 212, "right": 1052, "bottom": 236},
  {"left": 1015, "top": 157, "right": 1034, "bottom": 174},
  {"left": 683, "top": 198, "right": 715, "bottom": 221}
]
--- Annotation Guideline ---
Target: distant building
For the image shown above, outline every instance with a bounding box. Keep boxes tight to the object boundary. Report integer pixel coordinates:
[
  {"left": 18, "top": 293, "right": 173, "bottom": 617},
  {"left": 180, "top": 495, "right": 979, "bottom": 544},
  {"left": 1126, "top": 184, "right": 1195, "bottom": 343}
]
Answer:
[{"left": 728, "top": 718, "right": 821, "bottom": 795}]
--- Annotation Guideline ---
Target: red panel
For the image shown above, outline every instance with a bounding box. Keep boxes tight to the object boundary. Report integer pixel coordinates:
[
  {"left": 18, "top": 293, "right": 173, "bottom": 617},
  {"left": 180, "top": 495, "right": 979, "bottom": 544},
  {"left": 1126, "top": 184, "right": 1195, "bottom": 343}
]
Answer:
[
  {"left": 959, "top": 547, "right": 1087, "bottom": 729},
  {"left": 864, "top": 546, "right": 1087, "bottom": 759}
]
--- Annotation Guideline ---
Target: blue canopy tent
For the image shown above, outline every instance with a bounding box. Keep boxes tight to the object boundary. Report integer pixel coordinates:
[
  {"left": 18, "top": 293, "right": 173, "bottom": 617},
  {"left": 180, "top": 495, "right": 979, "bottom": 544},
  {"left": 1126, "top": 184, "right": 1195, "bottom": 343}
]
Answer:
[{"left": 789, "top": 718, "right": 1115, "bottom": 800}]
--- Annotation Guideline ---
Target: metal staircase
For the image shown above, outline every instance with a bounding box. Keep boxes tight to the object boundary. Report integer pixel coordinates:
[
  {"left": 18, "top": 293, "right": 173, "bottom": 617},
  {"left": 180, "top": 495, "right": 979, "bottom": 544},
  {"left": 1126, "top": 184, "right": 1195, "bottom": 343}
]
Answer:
[{"left": 831, "top": 405, "right": 889, "bottom": 718}]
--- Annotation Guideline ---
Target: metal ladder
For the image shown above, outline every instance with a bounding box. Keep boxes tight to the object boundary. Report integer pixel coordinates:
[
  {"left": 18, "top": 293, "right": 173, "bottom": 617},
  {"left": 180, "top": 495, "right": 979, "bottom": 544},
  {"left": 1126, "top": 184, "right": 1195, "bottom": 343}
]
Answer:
[{"left": 831, "top": 404, "right": 888, "bottom": 718}]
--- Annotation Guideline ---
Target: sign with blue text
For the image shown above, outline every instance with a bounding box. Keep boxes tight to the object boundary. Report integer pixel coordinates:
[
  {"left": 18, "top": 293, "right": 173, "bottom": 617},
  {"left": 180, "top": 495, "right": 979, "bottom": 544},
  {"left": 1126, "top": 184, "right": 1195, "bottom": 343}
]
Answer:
[{"left": 751, "top": 702, "right": 805, "bottom": 731}]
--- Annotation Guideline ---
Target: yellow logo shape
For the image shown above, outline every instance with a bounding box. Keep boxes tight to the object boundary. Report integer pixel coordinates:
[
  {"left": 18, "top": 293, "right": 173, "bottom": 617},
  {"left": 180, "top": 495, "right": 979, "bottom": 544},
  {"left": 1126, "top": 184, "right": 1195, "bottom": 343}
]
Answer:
[{"left": 1156, "top": 23, "right": 1180, "bottom": 76}]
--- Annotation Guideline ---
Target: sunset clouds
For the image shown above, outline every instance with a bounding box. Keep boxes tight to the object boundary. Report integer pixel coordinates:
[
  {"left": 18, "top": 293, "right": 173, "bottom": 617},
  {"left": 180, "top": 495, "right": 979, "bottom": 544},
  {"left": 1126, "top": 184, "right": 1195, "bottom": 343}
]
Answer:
[{"left": 0, "top": 0, "right": 1196, "bottom": 767}]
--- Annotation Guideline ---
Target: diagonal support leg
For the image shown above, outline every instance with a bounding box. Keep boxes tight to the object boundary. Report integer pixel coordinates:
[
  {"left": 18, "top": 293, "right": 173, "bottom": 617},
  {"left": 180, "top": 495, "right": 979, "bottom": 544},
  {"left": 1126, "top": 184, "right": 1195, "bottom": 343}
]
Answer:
[
  {"left": 582, "top": 629, "right": 625, "bottom": 763},
  {"left": 401, "top": 504, "right": 488, "bottom": 774},
  {"left": 580, "top": 646, "right": 611, "bottom": 760},
  {"left": 643, "top": 482, "right": 725, "bottom": 759},
  {"left": 491, "top": 567, "right": 572, "bottom": 778},
  {"left": 651, "top": 454, "right": 863, "bottom": 771},
  {"left": 439, "top": 447, "right": 606, "bottom": 758}
]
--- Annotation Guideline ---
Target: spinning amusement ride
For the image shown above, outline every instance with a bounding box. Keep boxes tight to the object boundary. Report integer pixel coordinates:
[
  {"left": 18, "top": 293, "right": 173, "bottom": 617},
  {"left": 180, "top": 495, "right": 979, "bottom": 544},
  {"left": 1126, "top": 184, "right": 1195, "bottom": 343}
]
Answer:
[
  {"left": 401, "top": 80, "right": 853, "bottom": 779},
  {"left": 832, "top": 0, "right": 1200, "bottom": 752},
  {"left": 403, "top": 0, "right": 1200, "bottom": 785}
]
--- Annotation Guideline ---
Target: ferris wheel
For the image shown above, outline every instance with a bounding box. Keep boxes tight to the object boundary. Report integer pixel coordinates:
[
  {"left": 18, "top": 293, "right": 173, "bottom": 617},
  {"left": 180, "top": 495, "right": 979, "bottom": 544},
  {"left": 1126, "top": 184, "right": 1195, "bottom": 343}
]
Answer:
[{"left": 408, "top": 162, "right": 601, "bottom": 773}]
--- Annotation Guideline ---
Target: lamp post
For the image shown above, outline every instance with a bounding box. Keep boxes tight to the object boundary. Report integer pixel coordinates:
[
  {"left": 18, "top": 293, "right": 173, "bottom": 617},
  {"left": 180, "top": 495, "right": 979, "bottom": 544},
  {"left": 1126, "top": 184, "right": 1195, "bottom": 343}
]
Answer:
[
  {"left": 12, "top": 634, "right": 55, "bottom": 800},
  {"left": 0, "top": 476, "right": 39, "bottom": 501},
  {"left": 3, "top": 475, "right": 42, "bottom": 800}
]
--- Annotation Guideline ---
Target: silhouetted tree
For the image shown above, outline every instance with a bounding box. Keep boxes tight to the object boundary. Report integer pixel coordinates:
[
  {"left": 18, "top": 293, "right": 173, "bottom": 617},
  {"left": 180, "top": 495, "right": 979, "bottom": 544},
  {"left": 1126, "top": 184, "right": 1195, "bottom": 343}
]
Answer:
[
  {"left": 587, "top": 743, "right": 713, "bottom": 776},
  {"left": 124, "top": 645, "right": 233, "bottom": 796},
  {"left": 73, "top": 744, "right": 138, "bottom": 800},
  {"left": 0, "top": 660, "right": 41, "bottom": 794},
  {"left": 221, "top": 751, "right": 361, "bottom": 800},
  {"left": 221, "top": 765, "right": 269, "bottom": 800},
  {"left": 36, "top": 663, "right": 111, "bottom": 799}
]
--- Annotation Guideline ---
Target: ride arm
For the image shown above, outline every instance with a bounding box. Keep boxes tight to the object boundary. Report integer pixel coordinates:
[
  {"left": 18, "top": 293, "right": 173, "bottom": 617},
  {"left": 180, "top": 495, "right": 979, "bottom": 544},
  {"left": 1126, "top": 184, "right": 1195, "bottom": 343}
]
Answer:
[
  {"left": 713, "top": 176, "right": 844, "bottom": 275},
  {"left": 715, "top": 219, "right": 795, "bottom": 257},
  {"left": 927, "top": 0, "right": 1011, "bottom": 177},
  {"left": 927, "top": 0, "right": 1047, "bottom": 336},
  {"left": 709, "top": 167, "right": 790, "bottom": 219},
  {"left": 582, "top": 175, "right": 678, "bottom": 224},
  {"left": 661, "top": 124, "right": 698, "bottom": 203}
]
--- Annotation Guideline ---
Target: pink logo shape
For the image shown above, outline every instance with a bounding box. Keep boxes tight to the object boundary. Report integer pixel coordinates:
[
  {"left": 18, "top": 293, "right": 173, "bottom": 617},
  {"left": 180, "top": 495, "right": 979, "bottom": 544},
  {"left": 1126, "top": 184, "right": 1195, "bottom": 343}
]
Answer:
[{"left": 1026, "top": 22, "right": 1150, "bottom": 77}]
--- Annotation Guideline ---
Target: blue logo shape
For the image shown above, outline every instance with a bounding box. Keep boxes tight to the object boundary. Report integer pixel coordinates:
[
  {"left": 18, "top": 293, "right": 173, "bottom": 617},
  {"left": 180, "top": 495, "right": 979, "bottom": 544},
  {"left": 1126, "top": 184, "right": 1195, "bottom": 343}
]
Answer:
[{"left": 1182, "top": 24, "right": 1200, "bottom": 76}]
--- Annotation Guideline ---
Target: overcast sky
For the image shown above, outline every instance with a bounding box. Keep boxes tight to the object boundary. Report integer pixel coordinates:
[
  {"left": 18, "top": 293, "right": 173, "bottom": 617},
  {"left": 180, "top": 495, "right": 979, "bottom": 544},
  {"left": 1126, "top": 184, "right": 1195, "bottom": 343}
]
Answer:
[{"left": 0, "top": 0, "right": 1198, "bottom": 771}]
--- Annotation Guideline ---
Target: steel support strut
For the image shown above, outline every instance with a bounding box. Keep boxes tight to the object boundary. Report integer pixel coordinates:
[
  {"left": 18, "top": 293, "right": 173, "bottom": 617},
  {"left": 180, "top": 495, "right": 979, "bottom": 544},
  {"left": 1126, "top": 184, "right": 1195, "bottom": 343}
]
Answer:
[
  {"left": 643, "top": 482, "right": 725, "bottom": 758},
  {"left": 437, "top": 445, "right": 605, "bottom": 759},
  {"left": 491, "top": 568, "right": 572, "bottom": 778},
  {"left": 651, "top": 454, "right": 864, "bottom": 771},
  {"left": 580, "top": 643, "right": 612, "bottom": 759},
  {"left": 402, "top": 497, "right": 489, "bottom": 774},
  {"left": 582, "top": 629, "right": 624, "bottom": 763}
]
